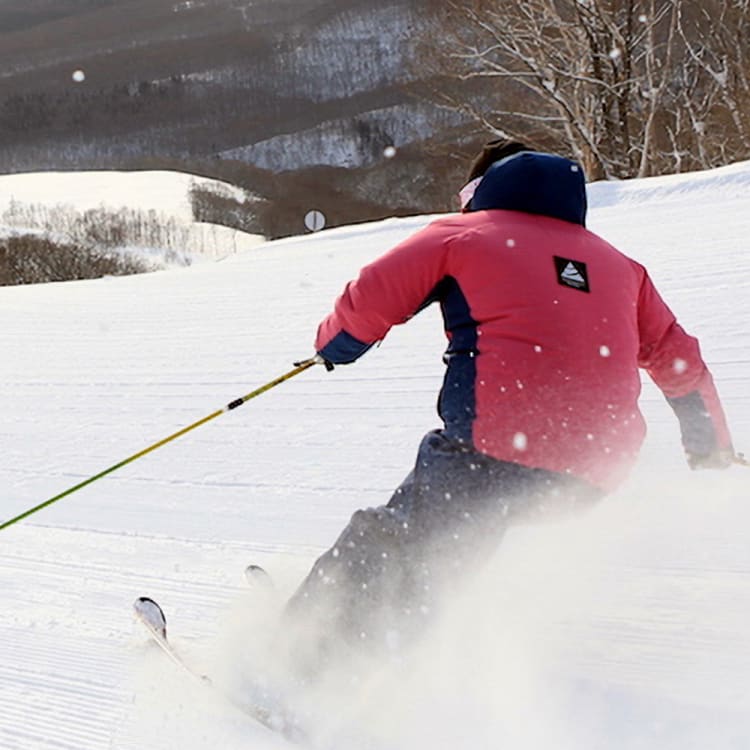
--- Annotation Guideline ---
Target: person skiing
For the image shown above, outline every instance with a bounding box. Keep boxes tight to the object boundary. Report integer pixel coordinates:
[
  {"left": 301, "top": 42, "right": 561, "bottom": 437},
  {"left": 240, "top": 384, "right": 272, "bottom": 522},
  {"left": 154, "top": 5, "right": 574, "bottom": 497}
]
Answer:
[{"left": 278, "top": 144, "right": 735, "bottom": 688}]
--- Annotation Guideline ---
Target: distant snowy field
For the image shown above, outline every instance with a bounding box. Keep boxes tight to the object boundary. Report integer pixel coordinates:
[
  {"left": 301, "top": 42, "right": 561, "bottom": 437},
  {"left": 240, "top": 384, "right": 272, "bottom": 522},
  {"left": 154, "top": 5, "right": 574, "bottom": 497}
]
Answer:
[
  {"left": 0, "top": 162, "right": 749, "bottom": 750},
  {"left": 0, "top": 170, "right": 264, "bottom": 264}
]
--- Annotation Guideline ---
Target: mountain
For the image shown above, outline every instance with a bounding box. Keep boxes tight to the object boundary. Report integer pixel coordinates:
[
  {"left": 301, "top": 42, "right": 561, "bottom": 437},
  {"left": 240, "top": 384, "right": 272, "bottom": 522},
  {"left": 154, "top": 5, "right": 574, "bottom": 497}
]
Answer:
[{"left": 0, "top": 0, "right": 471, "bottom": 237}]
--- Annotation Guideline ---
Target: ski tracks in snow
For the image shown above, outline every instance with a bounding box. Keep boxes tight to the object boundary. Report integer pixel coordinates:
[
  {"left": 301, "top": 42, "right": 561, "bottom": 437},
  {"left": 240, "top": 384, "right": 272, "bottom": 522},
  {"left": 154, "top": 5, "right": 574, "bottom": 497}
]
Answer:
[
  {"left": 1, "top": 171, "right": 749, "bottom": 748},
  {"left": 0, "top": 525, "right": 299, "bottom": 749}
]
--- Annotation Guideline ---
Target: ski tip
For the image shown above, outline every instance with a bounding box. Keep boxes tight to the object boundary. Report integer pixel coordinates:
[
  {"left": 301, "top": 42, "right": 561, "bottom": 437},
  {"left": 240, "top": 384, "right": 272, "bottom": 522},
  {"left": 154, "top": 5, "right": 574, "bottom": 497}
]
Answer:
[
  {"left": 133, "top": 596, "right": 167, "bottom": 639},
  {"left": 244, "top": 564, "right": 274, "bottom": 590}
]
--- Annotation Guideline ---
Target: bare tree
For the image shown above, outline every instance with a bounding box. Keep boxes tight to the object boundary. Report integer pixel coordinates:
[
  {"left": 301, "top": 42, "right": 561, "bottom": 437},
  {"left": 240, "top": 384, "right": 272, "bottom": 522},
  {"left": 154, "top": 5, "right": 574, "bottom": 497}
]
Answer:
[
  {"left": 418, "top": 0, "right": 750, "bottom": 179},
  {"left": 0, "top": 236, "right": 151, "bottom": 286},
  {"left": 675, "top": 1, "right": 750, "bottom": 159}
]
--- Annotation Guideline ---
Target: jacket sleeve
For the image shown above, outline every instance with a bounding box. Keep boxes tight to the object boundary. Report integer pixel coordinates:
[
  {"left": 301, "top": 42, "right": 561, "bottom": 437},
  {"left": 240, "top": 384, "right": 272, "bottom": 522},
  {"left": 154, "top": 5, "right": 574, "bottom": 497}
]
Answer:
[
  {"left": 636, "top": 267, "right": 733, "bottom": 463},
  {"left": 315, "top": 221, "right": 452, "bottom": 364}
]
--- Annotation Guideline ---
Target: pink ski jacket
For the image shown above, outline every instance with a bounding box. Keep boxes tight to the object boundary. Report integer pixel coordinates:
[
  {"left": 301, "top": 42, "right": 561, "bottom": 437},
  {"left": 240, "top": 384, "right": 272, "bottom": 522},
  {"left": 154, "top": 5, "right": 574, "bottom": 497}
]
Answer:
[{"left": 315, "top": 153, "right": 732, "bottom": 491}]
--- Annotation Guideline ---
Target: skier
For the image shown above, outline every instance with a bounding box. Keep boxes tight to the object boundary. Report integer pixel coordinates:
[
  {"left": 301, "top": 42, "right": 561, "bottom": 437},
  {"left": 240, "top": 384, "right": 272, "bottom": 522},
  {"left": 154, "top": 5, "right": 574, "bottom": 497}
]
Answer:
[{"left": 278, "top": 145, "right": 735, "bottom": 686}]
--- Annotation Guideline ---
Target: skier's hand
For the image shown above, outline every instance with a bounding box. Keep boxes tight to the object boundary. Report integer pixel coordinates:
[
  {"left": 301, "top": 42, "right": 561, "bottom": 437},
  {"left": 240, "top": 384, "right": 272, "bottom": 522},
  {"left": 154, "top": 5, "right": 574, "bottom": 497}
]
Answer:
[
  {"left": 686, "top": 448, "right": 734, "bottom": 470},
  {"left": 295, "top": 354, "right": 334, "bottom": 371},
  {"left": 314, "top": 353, "right": 335, "bottom": 371}
]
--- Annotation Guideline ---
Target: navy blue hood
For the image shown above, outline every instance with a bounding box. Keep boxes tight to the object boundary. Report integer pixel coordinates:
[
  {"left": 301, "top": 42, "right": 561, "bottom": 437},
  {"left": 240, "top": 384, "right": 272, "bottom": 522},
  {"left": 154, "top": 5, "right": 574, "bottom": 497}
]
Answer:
[{"left": 468, "top": 151, "right": 587, "bottom": 226}]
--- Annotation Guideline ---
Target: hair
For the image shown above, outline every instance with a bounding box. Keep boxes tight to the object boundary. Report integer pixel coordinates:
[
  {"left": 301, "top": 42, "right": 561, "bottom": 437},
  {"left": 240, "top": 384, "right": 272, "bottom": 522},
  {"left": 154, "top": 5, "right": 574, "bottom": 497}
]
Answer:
[{"left": 466, "top": 138, "right": 532, "bottom": 182}]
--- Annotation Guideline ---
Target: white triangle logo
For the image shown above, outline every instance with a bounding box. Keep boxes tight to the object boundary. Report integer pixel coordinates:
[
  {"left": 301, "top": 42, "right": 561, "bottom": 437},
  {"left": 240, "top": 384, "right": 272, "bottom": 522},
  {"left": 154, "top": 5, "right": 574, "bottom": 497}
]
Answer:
[{"left": 561, "top": 262, "right": 585, "bottom": 284}]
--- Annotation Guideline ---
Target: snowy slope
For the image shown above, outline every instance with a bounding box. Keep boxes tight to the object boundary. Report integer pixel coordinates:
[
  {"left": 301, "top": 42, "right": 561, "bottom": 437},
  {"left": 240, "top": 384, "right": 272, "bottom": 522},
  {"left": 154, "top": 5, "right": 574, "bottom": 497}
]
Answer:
[
  {"left": 0, "top": 170, "right": 264, "bottom": 264},
  {"left": 1, "top": 162, "right": 749, "bottom": 750}
]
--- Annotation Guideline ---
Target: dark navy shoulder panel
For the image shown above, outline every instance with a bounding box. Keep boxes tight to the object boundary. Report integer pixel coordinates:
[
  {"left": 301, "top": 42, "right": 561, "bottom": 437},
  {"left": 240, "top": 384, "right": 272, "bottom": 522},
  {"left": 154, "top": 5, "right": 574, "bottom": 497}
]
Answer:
[
  {"left": 433, "top": 276, "right": 478, "bottom": 445},
  {"left": 469, "top": 151, "right": 587, "bottom": 226}
]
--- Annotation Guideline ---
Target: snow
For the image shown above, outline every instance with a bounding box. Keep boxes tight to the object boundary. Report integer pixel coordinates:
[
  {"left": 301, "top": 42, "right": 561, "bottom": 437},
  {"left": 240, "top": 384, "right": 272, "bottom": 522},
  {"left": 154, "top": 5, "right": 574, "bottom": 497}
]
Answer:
[
  {"left": 1, "top": 162, "right": 749, "bottom": 749},
  {"left": 0, "top": 170, "right": 245, "bottom": 219},
  {"left": 0, "top": 169, "right": 264, "bottom": 264},
  {"left": 219, "top": 102, "right": 463, "bottom": 170}
]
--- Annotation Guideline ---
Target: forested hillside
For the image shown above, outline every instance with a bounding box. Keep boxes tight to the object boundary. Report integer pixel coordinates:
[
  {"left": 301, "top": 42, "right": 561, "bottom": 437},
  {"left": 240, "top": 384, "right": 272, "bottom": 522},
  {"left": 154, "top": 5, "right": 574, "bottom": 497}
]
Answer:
[{"left": 0, "top": 0, "right": 474, "bottom": 237}]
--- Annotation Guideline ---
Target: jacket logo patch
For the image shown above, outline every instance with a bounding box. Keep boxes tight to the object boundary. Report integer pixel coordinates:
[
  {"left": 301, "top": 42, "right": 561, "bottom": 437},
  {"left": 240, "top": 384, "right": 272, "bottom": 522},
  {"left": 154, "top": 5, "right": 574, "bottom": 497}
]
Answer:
[{"left": 554, "top": 256, "right": 590, "bottom": 293}]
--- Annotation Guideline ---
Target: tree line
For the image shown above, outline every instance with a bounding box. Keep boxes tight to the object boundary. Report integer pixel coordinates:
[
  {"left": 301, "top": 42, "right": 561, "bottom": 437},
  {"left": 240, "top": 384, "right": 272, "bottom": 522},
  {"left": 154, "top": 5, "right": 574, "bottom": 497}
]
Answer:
[{"left": 419, "top": 0, "right": 750, "bottom": 179}]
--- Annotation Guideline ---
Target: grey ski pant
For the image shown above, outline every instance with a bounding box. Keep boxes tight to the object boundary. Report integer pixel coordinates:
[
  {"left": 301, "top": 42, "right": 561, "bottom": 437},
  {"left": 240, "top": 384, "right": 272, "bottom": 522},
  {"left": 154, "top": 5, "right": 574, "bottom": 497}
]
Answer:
[{"left": 282, "top": 429, "right": 602, "bottom": 675}]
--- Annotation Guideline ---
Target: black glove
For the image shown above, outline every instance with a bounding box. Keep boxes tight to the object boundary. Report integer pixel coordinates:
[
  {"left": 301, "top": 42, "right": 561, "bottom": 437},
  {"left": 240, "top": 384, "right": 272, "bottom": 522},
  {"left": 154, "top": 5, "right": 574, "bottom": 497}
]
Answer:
[
  {"left": 686, "top": 448, "right": 734, "bottom": 470},
  {"left": 295, "top": 354, "right": 335, "bottom": 371}
]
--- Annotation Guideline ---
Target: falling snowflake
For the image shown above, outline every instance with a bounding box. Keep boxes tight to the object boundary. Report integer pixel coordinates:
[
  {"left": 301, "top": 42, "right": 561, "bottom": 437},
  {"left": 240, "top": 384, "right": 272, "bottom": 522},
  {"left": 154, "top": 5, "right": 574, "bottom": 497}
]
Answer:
[{"left": 512, "top": 432, "right": 528, "bottom": 451}]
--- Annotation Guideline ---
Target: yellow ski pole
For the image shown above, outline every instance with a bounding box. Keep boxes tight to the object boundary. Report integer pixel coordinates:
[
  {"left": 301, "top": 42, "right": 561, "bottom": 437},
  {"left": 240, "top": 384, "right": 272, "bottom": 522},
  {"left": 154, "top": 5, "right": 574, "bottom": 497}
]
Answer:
[{"left": 1, "top": 357, "right": 322, "bottom": 532}]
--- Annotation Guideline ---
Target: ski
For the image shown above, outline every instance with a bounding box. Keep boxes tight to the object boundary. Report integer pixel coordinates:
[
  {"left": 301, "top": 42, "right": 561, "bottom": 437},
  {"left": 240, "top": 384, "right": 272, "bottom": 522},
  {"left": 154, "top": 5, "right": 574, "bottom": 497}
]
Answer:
[
  {"left": 133, "top": 596, "right": 302, "bottom": 741},
  {"left": 245, "top": 563, "right": 276, "bottom": 592}
]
